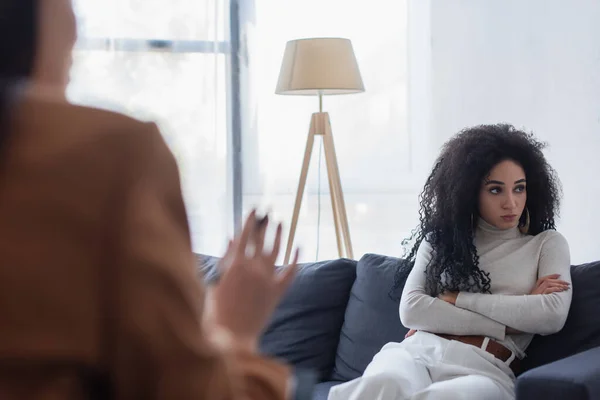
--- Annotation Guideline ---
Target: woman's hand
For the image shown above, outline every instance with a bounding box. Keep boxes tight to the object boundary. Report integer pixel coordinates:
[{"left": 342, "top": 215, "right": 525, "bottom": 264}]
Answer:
[
  {"left": 206, "top": 210, "right": 299, "bottom": 353},
  {"left": 530, "top": 274, "right": 570, "bottom": 295},
  {"left": 438, "top": 291, "right": 459, "bottom": 305}
]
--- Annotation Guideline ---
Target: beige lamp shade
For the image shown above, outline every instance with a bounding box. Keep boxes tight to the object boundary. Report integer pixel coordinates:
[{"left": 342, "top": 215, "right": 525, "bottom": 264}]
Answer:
[{"left": 275, "top": 38, "right": 365, "bottom": 96}]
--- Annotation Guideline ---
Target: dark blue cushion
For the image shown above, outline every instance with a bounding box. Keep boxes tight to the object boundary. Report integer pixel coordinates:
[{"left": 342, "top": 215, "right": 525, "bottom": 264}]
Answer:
[
  {"left": 312, "top": 381, "right": 343, "bottom": 400},
  {"left": 521, "top": 261, "right": 600, "bottom": 373},
  {"left": 331, "top": 254, "right": 410, "bottom": 382},
  {"left": 516, "top": 346, "right": 600, "bottom": 400},
  {"left": 260, "top": 258, "right": 357, "bottom": 381},
  {"left": 195, "top": 254, "right": 357, "bottom": 382}
]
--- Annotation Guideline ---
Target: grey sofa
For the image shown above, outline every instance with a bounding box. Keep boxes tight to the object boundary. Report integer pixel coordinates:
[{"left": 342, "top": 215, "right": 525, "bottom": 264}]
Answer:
[{"left": 196, "top": 253, "right": 600, "bottom": 400}]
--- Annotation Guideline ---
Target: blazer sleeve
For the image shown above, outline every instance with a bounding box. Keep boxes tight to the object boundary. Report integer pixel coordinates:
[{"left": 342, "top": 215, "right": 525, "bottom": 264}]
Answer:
[{"left": 108, "top": 122, "right": 292, "bottom": 399}]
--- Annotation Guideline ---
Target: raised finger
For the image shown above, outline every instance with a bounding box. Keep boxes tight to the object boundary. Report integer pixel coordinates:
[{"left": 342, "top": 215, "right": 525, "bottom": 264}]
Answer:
[
  {"left": 237, "top": 210, "right": 257, "bottom": 257},
  {"left": 252, "top": 214, "right": 269, "bottom": 255},
  {"left": 270, "top": 223, "right": 283, "bottom": 264}
]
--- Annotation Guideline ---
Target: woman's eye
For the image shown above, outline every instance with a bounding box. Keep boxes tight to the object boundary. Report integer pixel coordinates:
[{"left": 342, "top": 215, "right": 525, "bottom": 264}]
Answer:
[
  {"left": 515, "top": 185, "right": 526, "bottom": 193},
  {"left": 489, "top": 187, "right": 501, "bottom": 194}
]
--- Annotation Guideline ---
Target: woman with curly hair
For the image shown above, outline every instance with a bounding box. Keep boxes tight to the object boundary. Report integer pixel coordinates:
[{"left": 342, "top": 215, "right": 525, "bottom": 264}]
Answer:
[{"left": 329, "top": 124, "right": 572, "bottom": 400}]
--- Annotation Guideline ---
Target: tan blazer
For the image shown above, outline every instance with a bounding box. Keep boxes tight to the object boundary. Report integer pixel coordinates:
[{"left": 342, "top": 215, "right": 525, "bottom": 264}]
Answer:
[{"left": 0, "top": 94, "right": 290, "bottom": 399}]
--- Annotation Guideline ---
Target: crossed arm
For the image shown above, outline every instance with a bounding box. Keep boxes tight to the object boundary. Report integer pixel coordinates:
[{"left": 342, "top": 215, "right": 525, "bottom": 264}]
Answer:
[
  {"left": 399, "top": 239, "right": 507, "bottom": 341},
  {"left": 454, "top": 233, "right": 572, "bottom": 335},
  {"left": 400, "top": 233, "right": 572, "bottom": 339}
]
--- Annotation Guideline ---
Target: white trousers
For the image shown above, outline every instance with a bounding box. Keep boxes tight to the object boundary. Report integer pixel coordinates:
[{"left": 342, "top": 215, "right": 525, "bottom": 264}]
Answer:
[{"left": 328, "top": 332, "right": 516, "bottom": 400}]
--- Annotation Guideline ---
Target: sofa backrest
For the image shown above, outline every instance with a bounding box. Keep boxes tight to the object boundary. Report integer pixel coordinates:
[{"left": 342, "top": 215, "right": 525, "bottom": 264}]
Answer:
[
  {"left": 196, "top": 253, "right": 600, "bottom": 382},
  {"left": 195, "top": 254, "right": 358, "bottom": 382}
]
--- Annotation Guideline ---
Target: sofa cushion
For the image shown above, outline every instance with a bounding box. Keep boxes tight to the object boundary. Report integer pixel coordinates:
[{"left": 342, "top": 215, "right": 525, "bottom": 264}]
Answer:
[
  {"left": 521, "top": 261, "right": 600, "bottom": 372},
  {"left": 331, "top": 254, "right": 410, "bottom": 382},
  {"left": 516, "top": 346, "right": 600, "bottom": 400},
  {"left": 260, "top": 258, "right": 357, "bottom": 381},
  {"left": 195, "top": 254, "right": 357, "bottom": 382}
]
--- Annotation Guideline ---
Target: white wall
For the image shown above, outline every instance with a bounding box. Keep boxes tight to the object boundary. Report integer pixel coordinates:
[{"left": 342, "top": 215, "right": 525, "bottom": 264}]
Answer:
[{"left": 410, "top": 0, "right": 600, "bottom": 263}]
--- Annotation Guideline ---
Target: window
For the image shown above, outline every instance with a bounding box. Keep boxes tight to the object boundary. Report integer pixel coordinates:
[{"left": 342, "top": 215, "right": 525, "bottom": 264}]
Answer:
[
  {"left": 68, "top": 0, "right": 232, "bottom": 254},
  {"left": 69, "top": 0, "right": 414, "bottom": 262}
]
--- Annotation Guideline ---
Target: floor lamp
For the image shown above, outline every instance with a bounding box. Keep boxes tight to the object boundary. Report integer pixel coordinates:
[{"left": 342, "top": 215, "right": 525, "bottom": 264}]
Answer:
[{"left": 275, "top": 38, "right": 365, "bottom": 264}]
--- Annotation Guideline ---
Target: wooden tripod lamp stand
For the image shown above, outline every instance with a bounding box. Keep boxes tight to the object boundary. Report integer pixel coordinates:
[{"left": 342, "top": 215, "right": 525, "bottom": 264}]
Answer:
[{"left": 275, "top": 38, "right": 365, "bottom": 264}]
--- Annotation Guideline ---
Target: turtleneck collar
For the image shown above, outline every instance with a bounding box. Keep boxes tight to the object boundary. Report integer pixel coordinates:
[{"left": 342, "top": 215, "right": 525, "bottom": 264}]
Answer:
[{"left": 476, "top": 218, "right": 522, "bottom": 240}]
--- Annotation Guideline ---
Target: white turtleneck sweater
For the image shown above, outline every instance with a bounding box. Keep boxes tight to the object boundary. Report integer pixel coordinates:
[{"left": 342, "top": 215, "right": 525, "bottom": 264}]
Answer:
[{"left": 399, "top": 219, "right": 572, "bottom": 359}]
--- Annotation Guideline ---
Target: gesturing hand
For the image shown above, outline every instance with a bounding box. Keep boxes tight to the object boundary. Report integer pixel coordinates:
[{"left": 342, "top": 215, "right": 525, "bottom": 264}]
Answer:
[
  {"left": 530, "top": 274, "right": 570, "bottom": 295},
  {"left": 207, "top": 210, "right": 299, "bottom": 353}
]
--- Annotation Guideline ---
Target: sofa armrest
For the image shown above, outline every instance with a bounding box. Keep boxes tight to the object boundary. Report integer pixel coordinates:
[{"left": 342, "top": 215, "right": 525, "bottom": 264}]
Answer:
[{"left": 516, "top": 346, "right": 600, "bottom": 400}]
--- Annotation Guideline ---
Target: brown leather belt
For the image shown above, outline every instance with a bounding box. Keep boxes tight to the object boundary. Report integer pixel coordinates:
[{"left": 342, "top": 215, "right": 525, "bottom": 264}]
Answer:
[{"left": 435, "top": 334, "right": 521, "bottom": 375}]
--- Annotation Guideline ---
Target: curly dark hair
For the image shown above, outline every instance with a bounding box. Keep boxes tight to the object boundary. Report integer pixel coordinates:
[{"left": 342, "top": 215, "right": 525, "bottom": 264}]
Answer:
[{"left": 392, "top": 124, "right": 562, "bottom": 298}]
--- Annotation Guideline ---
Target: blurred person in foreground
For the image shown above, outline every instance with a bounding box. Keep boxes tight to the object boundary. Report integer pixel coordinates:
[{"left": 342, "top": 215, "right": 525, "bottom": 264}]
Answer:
[{"left": 0, "top": 0, "right": 312, "bottom": 398}]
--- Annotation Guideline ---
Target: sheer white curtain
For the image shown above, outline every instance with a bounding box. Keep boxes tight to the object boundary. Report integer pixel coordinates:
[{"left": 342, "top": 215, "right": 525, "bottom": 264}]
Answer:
[
  {"left": 67, "top": 0, "right": 421, "bottom": 261},
  {"left": 68, "top": 0, "right": 231, "bottom": 255},
  {"left": 246, "top": 0, "right": 419, "bottom": 262}
]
